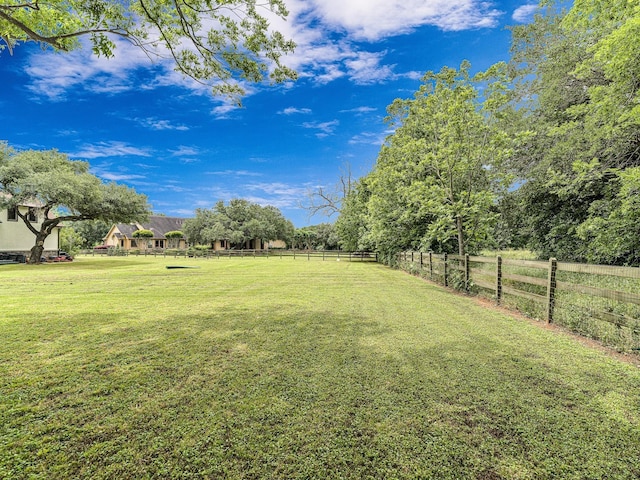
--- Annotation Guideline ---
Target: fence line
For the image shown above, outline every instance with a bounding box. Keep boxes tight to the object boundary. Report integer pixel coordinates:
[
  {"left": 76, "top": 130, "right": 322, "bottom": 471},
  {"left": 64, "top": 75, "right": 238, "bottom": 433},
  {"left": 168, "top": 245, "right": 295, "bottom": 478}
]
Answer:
[
  {"left": 88, "top": 248, "right": 378, "bottom": 262},
  {"left": 397, "top": 251, "right": 640, "bottom": 352}
]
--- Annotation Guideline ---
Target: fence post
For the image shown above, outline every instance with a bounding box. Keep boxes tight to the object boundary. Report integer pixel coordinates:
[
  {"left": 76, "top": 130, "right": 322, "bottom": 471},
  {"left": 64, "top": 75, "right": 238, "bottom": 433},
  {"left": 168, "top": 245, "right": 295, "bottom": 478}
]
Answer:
[
  {"left": 429, "top": 252, "right": 433, "bottom": 279},
  {"left": 420, "top": 252, "right": 423, "bottom": 270},
  {"left": 443, "top": 253, "right": 448, "bottom": 287},
  {"left": 546, "top": 258, "right": 558, "bottom": 324},
  {"left": 496, "top": 256, "right": 502, "bottom": 304},
  {"left": 411, "top": 251, "right": 414, "bottom": 263},
  {"left": 464, "top": 254, "right": 470, "bottom": 292}
]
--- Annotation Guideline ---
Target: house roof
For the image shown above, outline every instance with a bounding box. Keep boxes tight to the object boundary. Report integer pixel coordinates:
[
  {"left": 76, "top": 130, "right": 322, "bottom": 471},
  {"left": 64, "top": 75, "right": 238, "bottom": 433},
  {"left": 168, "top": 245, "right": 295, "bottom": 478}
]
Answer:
[{"left": 114, "top": 216, "right": 185, "bottom": 239}]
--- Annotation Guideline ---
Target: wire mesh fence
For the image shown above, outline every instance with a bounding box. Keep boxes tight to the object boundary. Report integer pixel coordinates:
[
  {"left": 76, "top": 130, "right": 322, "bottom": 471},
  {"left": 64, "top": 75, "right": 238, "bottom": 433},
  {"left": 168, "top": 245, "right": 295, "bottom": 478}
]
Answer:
[{"left": 397, "top": 252, "right": 640, "bottom": 352}]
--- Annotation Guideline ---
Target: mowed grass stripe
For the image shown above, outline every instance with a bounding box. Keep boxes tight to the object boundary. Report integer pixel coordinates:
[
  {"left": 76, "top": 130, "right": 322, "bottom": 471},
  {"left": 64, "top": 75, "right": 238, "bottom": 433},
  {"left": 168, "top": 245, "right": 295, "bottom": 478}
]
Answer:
[{"left": 1, "top": 256, "right": 639, "bottom": 479}]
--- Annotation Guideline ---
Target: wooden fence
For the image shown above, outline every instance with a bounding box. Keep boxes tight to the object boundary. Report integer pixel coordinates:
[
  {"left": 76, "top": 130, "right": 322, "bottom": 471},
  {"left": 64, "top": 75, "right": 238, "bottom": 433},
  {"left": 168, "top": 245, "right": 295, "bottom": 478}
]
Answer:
[
  {"left": 89, "top": 248, "right": 378, "bottom": 262},
  {"left": 398, "top": 252, "right": 640, "bottom": 351}
]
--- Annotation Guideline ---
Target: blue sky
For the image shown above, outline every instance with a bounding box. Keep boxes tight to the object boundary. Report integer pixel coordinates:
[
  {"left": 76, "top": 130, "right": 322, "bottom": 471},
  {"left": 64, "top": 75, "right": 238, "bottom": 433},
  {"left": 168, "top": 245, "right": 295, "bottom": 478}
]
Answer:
[{"left": 0, "top": 0, "right": 538, "bottom": 227}]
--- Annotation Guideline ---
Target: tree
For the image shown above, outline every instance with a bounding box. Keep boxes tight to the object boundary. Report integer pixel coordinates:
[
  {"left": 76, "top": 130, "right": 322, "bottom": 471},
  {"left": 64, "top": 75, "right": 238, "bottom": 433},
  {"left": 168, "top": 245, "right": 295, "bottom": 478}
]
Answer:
[
  {"left": 183, "top": 199, "right": 293, "bottom": 249},
  {"left": 0, "top": 146, "right": 150, "bottom": 263},
  {"left": 0, "top": 0, "right": 296, "bottom": 101},
  {"left": 335, "top": 176, "right": 373, "bottom": 252},
  {"left": 577, "top": 167, "right": 640, "bottom": 265},
  {"left": 59, "top": 226, "right": 83, "bottom": 255},
  {"left": 505, "top": 0, "right": 640, "bottom": 261},
  {"left": 164, "top": 230, "right": 184, "bottom": 249},
  {"left": 70, "top": 219, "right": 111, "bottom": 248},
  {"left": 132, "top": 229, "right": 154, "bottom": 251},
  {"left": 367, "top": 61, "right": 516, "bottom": 257},
  {"left": 303, "top": 163, "right": 354, "bottom": 218}
]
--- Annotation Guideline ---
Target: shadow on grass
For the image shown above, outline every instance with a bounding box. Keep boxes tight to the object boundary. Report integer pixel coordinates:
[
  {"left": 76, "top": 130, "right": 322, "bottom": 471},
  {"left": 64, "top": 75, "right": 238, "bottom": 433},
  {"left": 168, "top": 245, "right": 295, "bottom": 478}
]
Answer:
[{"left": 2, "top": 305, "right": 640, "bottom": 479}]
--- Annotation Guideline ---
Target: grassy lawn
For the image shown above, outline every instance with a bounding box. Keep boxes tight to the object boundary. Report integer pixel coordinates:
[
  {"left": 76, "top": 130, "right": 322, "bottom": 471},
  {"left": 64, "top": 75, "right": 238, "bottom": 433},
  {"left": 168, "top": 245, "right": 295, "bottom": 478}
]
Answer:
[{"left": 1, "top": 256, "right": 640, "bottom": 479}]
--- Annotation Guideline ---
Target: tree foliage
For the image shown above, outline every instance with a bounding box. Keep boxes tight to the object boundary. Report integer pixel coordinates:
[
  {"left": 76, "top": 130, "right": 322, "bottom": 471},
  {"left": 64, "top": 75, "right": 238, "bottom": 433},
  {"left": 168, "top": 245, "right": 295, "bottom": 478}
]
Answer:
[
  {"left": 0, "top": 0, "right": 296, "bottom": 101},
  {"left": 343, "top": 61, "right": 517, "bottom": 258},
  {"left": 0, "top": 144, "right": 150, "bottom": 263},
  {"left": 505, "top": 0, "right": 640, "bottom": 263},
  {"left": 183, "top": 199, "right": 293, "bottom": 248}
]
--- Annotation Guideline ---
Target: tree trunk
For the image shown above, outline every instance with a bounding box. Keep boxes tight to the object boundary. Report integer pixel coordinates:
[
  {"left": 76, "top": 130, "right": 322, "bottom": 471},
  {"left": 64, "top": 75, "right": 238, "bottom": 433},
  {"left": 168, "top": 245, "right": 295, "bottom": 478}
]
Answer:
[{"left": 28, "top": 234, "right": 48, "bottom": 264}]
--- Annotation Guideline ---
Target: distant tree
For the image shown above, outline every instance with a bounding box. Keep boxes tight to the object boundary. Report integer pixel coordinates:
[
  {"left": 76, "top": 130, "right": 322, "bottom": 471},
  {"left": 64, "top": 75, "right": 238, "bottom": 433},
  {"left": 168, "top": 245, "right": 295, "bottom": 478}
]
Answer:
[
  {"left": 335, "top": 176, "right": 373, "bottom": 252},
  {"left": 0, "top": 145, "right": 150, "bottom": 263},
  {"left": 59, "top": 226, "right": 83, "bottom": 255},
  {"left": 0, "top": 0, "right": 296, "bottom": 102},
  {"left": 183, "top": 199, "right": 293, "bottom": 249},
  {"left": 71, "top": 219, "right": 111, "bottom": 248},
  {"left": 164, "top": 230, "right": 184, "bottom": 249},
  {"left": 303, "top": 163, "right": 354, "bottom": 218},
  {"left": 132, "top": 229, "right": 154, "bottom": 251}
]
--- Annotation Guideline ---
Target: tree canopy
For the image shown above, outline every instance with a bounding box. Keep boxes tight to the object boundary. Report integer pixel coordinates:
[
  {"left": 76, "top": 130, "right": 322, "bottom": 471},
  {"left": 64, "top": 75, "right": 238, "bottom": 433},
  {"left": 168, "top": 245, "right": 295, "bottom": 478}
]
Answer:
[
  {"left": 0, "top": 0, "right": 296, "bottom": 101},
  {"left": 334, "top": 0, "right": 640, "bottom": 265},
  {"left": 183, "top": 199, "right": 293, "bottom": 249},
  {"left": 0, "top": 144, "right": 150, "bottom": 263}
]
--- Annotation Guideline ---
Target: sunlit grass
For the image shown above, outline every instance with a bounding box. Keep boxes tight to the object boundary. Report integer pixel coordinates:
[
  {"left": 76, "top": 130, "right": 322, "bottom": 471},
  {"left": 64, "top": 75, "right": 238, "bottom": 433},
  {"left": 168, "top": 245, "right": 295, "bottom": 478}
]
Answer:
[{"left": 1, "top": 256, "right": 640, "bottom": 479}]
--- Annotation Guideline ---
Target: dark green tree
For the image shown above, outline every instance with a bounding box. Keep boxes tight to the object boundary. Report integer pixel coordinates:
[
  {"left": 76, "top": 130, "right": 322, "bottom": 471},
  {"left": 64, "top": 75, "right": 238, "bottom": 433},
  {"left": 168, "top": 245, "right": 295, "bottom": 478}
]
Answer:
[{"left": 0, "top": 146, "right": 150, "bottom": 264}]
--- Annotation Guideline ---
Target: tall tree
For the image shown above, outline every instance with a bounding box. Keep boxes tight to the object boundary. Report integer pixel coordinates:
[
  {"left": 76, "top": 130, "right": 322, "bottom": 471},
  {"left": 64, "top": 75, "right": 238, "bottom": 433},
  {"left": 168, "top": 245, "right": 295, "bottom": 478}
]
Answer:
[
  {"left": 367, "top": 61, "right": 516, "bottom": 257},
  {"left": 507, "top": 0, "right": 640, "bottom": 261},
  {"left": 0, "top": 0, "right": 296, "bottom": 101},
  {"left": 0, "top": 146, "right": 150, "bottom": 263}
]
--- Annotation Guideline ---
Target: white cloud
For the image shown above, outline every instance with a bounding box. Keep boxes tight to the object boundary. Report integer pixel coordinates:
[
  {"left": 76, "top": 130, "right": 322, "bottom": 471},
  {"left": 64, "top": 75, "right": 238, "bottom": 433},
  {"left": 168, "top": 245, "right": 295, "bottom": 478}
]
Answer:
[
  {"left": 211, "top": 103, "right": 240, "bottom": 119},
  {"left": 279, "top": 107, "right": 312, "bottom": 115},
  {"left": 349, "top": 131, "right": 387, "bottom": 146},
  {"left": 170, "top": 146, "right": 201, "bottom": 157},
  {"left": 512, "top": 4, "right": 538, "bottom": 23},
  {"left": 98, "top": 172, "right": 147, "bottom": 182},
  {"left": 205, "top": 170, "right": 262, "bottom": 177},
  {"left": 70, "top": 141, "right": 153, "bottom": 159},
  {"left": 137, "top": 117, "right": 189, "bottom": 131},
  {"left": 340, "top": 106, "right": 377, "bottom": 114},
  {"left": 21, "top": 0, "right": 504, "bottom": 99},
  {"left": 246, "top": 182, "right": 309, "bottom": 197},
  {"left": 294, "top": 0, "right": 503, "bottom": 40},
  {"left": 301, "top": 120, "right": 339, "bottom": 137}
]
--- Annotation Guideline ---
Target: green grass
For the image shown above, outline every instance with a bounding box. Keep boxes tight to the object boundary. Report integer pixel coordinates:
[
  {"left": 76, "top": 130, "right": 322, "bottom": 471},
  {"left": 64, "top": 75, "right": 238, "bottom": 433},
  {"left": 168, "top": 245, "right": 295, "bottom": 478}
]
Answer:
[{"left": 2, "top": 256, "right": 640, "bottom": 479}]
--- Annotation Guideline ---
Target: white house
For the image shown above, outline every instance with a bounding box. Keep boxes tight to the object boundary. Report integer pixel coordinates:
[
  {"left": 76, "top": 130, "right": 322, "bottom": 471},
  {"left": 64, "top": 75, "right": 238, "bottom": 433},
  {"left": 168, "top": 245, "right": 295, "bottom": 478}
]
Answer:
[{"left": 0, "top": 203, "right": 60, "bottom": 260}]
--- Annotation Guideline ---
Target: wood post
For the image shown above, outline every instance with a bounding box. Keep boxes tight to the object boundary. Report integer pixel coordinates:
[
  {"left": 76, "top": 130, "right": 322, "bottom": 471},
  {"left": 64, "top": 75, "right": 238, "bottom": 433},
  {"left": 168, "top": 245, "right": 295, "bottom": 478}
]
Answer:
[
  {"left": 496, "top": 256, "right": 502, "bottom": 304},
  {"left": 429, "top": 252, "right": 433, "bottom": 279},
  {"left": 546, "top": 258, "right": 558, "bottom": 323},
  {"left": 464, "top": 254, "right": 470, "bottom": 292},
  {"left": 443, "top": 253, "right": 448, "bottom": 287}
]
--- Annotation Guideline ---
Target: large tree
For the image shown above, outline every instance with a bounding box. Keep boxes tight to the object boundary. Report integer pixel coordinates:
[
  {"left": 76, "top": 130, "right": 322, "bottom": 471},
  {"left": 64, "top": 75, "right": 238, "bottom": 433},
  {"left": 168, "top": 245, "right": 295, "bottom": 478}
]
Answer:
[
  {"left": 0, "top": 146, "right": 150, "bottom": 263},
  {"left": 183, "top": 199, "right": 293, "bottom": 248},
  {"left": 0, "top": 0, "right": 296, "bottom": 101},
  {"left": 365, "top": 61, "right": 517, "bottom": 257}
]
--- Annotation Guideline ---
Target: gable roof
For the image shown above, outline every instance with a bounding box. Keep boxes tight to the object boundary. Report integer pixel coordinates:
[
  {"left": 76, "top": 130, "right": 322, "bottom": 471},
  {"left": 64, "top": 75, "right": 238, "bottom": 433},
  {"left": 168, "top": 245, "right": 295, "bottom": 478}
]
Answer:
[{"left": 114, "top": 216, "right": 185, "bottom": 239}]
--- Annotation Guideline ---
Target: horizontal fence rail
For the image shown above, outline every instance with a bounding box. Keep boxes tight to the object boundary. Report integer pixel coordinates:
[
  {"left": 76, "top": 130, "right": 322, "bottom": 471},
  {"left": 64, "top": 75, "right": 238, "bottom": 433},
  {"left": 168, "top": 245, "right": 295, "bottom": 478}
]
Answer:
[
  {"left": 87, "top": 248, "right": 378, "bottom": 262},
  {"left": 397, "top": 252, "right": 640, "bottom": 352}
]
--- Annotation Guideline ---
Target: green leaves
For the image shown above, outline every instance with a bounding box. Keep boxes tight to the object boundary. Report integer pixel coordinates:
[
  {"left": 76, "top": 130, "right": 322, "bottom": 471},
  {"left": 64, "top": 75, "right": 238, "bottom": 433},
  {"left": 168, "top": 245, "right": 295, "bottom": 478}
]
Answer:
[
  {"left": 361, "top": 62, "right": 517, "bottom": 256},
  {"left": 183, "top": 199, "right": 293, "bottom": 248},
  {"left": 0, "top": 0, "right": 297, "bottom": 102},
  {"left": 0, "top": 145, "right": 150, "bottom": 262}
]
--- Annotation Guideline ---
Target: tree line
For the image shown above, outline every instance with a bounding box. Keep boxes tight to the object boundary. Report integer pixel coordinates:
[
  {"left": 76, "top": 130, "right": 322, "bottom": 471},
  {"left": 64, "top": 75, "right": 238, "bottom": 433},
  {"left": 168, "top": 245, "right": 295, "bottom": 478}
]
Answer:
[{"left": 335, "top": 0, "right": 640, "bottom": 266}]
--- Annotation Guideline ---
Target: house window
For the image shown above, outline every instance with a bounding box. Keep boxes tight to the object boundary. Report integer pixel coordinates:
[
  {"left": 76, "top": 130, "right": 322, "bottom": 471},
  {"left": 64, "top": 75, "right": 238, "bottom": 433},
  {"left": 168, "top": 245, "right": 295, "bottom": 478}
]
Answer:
[
  {"left": 131, "top": 240, "right": 138, "bottom": 248},
  {"left": 27, "top": 207, "right": 37, "bottom": 222},
  {"left": 155, "top": 240, "right": 164, "bottom": 248},
  {"left": 7, "top": 207, "right": 18, "bottom": 221}
]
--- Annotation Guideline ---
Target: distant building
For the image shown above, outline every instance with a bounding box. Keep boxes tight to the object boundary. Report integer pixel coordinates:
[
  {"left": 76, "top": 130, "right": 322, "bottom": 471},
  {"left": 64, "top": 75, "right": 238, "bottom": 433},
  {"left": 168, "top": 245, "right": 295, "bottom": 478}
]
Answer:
[
  {"left": 0, "top": 201, "right": 60, "bottom": 260},
  {"left": 104, "top": 216, "right": 187, "bottom": 250}
]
